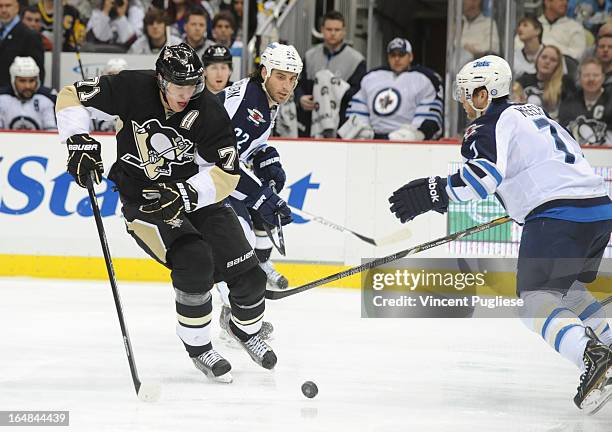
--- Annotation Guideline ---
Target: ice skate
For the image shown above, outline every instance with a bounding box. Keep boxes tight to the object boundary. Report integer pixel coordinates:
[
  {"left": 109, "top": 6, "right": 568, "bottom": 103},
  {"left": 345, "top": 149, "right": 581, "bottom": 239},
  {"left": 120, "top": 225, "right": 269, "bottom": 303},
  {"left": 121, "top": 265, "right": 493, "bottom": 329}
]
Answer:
[
  {"left": 259, "top": 260, "right": 289, "bottom": 290},
  {"left": 574, "top": 328, "right": 612, "bottom": 414},
  {"left": 219, "top": 305, "right": 274, "bottom": 341},
  {"left": 224, "top": 313, "right": 277, "bottom": 369},
  {"left": 191, "top": 349, "right": 233, "bottom": 383}
]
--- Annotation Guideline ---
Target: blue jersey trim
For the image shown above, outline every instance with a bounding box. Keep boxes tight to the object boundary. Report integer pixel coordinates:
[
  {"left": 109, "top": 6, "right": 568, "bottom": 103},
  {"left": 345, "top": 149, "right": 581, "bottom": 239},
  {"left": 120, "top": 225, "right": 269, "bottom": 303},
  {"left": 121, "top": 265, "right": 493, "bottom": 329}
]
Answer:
[
  {"left": 555, "top": 324, "right": 581, "bottom": 352},
  {"left": 526, "top": 204, "right": 612, "bottom": 223},
  {"left": 541, "top": 307, "right": 571, "bottom": 338},
  {"left": 578, "top": 301, "right": 602, "bottom": 321},
  {"left": 472, "top": 160, "right": 502, "bottom": 186},
  {"left": 461, "top": 167, "right": 488, "bottom": 199}
]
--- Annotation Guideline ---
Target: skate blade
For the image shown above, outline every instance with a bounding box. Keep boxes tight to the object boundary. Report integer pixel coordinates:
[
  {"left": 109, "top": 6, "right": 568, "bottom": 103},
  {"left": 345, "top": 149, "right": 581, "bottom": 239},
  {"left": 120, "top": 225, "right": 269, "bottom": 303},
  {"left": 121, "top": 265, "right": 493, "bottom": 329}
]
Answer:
[
  {"left": 582, "top": 366, "right": 612, "bottom": 415},
  {"left": 211, "top": 371, "right": 233, "bottom": 384}
]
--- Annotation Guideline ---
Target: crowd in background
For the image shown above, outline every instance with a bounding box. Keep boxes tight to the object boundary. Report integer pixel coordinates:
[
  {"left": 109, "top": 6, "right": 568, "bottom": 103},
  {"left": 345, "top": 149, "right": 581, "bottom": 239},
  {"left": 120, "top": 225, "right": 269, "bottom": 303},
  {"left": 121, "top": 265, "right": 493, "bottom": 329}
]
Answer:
[{"left": 0, "top": 0, "right": 610, "bottom": 147}]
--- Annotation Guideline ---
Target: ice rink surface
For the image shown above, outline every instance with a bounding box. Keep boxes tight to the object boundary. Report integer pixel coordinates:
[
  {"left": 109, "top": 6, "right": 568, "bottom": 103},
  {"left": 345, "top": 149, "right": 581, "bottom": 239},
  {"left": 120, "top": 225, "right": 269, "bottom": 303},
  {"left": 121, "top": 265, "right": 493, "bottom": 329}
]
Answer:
[{"left": 0, "top": 277, "right": 610, "bottom": 432}]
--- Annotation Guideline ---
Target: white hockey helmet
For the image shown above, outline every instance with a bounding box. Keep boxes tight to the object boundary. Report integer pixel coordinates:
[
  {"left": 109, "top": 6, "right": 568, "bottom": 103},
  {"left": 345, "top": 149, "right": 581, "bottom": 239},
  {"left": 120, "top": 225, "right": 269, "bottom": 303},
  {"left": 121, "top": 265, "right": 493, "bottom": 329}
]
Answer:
[
  {"left": 103, "top": 58, "right": 128, "bottom": 75},
  {"left": 10, "top": 56, "right": 40, "bottom": 94},
  {"left": 454, "top": 55, "right": 512, "bottom": 117},
  {"left": 260, "top": 42, "right": 303, "bottom": 81}
]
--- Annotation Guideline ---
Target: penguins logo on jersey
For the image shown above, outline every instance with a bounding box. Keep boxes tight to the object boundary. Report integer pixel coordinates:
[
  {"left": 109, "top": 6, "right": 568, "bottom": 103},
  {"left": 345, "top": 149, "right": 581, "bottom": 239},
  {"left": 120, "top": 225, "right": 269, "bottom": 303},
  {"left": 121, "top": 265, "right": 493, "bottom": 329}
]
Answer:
[
  {"left": 247, "top": 108, "right": 266, "bottom": 126},
  {"left": 122, "top": 119, "right": 195, "bottom": 180},
  {"left": 373, "top": 88, "right": 401, "bottom": 116},
  {"left": 569, "top": 115, "right": 607, "bottom": 145}
]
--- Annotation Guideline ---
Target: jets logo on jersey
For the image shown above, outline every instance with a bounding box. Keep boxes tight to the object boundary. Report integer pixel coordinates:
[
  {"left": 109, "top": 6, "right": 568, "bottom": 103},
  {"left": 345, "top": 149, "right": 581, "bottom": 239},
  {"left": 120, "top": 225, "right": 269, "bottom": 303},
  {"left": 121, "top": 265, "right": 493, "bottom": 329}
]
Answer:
[
  {"left": 463, "top": 123, "right": 483, "bottom": 141},
  {"left": 9, "top": 116, "right": 41, "bottom": 130},
  {"left": 122, "top": 119, "right": 195, "bottom": 180},
  {"left": 373, "top": 88, "right": 401, "bottom": 116},
  {"left": 247, "top": 108, "right": 266, "bottom": 126}
]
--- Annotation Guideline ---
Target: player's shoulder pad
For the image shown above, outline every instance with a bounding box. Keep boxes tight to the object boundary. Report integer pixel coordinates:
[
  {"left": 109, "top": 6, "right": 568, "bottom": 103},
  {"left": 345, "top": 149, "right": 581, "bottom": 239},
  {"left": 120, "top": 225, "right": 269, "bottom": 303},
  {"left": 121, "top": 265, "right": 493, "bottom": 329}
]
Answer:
[
  {"left": 460, "top": 100, "right": 512, "bottom": 161},
  {"left": 0, "top": 85, "right": 13, "bottom": 96},
  {"left": 36, "top": 86, "right": 57, "bottom": 103},
  {"left": 410, "top": 65, "right": 443, "bottom": 90}
]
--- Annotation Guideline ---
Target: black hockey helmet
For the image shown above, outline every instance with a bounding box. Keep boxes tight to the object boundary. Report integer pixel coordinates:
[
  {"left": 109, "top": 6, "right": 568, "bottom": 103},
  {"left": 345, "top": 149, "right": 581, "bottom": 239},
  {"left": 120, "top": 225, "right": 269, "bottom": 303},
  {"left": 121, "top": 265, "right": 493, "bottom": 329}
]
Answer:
[
  {"left": 202, "top": 44, "right": 233, "bottom": 68},
  {"left": 156, "top": 43, "right": 204, "bottom": 97}
]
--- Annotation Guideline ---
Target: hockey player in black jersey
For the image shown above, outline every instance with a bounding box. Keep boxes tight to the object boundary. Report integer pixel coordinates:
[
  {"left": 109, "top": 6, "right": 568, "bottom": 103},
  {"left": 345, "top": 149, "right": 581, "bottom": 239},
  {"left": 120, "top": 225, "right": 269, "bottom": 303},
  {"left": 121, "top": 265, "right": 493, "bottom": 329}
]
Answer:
[
  {"left": 202, "top": 44, "right": 233, "bottom": 94},
  {"left": 55, "top": 43, "right": 277, "bottom": 383}
]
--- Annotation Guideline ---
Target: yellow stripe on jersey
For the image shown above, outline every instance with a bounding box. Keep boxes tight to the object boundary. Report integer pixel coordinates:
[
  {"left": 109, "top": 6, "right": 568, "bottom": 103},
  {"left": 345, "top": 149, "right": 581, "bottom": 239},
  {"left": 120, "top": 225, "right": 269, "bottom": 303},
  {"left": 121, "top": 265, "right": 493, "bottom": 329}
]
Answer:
[
  {"left": 55, "top": 85, "right": 82, "bottom": 113},
  {"left": 210, "top": 166, "right": 240, "bottom": 202}
]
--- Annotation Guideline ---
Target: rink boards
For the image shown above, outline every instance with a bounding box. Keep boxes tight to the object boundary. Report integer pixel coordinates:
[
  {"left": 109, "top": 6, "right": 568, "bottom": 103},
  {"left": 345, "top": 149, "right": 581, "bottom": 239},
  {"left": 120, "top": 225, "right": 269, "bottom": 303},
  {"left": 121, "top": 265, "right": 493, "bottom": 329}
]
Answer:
[{"left": 1, "top": 131, "right": 612, "bottom": 290}]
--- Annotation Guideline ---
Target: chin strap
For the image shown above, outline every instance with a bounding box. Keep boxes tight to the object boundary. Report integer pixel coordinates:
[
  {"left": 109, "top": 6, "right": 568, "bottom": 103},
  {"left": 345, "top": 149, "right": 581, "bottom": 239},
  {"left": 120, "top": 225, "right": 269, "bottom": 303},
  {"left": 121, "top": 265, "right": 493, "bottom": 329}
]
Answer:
[{"left": 467, "top": 97, "right": 491, "bottom": 119}]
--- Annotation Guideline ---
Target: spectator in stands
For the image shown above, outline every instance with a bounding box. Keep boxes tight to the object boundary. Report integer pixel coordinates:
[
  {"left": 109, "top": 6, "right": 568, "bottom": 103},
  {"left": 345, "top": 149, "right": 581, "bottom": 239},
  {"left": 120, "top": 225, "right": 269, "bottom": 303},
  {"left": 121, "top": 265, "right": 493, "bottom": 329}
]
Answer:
[
  {"left": 128, "top": 8, "right": 181, "bottom": 54},
  {"left": 0, "top": 0, "right": 44, "bottom": 86},
  {"left": 168, "top": 0, "right": 201, "bottom": 37},
  {"left": 515, "top": 16, "right": 579, "bottom": 81},
  {"left": 0, "top": 57, "right": 56, "bottom": 130},
  {"left": 518, "top": 44, "right": 577, "bottom": 120},
  {"left": 183, "top": 7, "right": 214, "bottom": 58},
  {"left": 92, "top": 58, "right": 127, "bottom": 132},
  {"left": 567, "top": 0, "right": 611, "bottom": 33},
  {"left": 514, "top": 17, "right": 544, "bottom": 79},
  {"left": 339, "top": 38, "right": 443, "bottom": 141},
  {"left": 21, "top": 6, "right": 52, "bottom": 51},
  {"left": 459, "top": 0, "right": 500, "bottom": 65},
  {"left": 294, "top": 10, "right": 366, "bottom": 137},
  {"left": 559, "top": 57, "right": 611, "bottom": 146},
  {"left": 37, "top": 0, "right": 85, "bottom": 52},
  {"left": 595, "top": 34, "right": 612, "bottom": 87},
  {"left": 86, "top": 0, "right": 144, "bottom": 48},
  {"left": 211, "top": 10, "right": 237, "bottom": 49},
  {"left": 539, "top": 0, "right": 587, "bottom": 60},
  {"left": 221, "top": 0, "right": 256, "bottom": 43},
  {"left": 202, "top": 44, "right": 232, "bottom": 94}
]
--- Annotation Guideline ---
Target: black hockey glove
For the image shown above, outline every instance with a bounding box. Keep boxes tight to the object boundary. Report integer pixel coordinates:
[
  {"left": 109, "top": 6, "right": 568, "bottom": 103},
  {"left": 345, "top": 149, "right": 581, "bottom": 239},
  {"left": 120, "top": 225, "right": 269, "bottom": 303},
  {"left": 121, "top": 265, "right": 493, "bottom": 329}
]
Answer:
[
  {"left": 245, "top": 185, "right": 292, "bottom": 227},
  {"left": 252, "top": 146, "right": 286, "bottom": 192},
  {"left": 139, "top": 182, "right": 198, "bottom": 223},
  {"left": 66, "top": 134, "right": 104, "bottom": 188},
  {"left": 389, "top": 176, "right": 449, "bottom": 223}
]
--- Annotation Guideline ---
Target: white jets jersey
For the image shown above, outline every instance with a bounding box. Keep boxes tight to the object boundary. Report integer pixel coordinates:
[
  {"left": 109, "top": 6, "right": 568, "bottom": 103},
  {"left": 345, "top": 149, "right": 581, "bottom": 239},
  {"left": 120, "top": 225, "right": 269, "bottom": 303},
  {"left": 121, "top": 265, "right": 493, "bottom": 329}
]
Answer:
[
  {"left": 347, "top": 66, "right": 443, "bottom": 139},
  {"left": 447, "top": 101, "right": 609, "bottom": 223},
  {"left": 0, "top": 86, "right": 57, "bottom": 130}
]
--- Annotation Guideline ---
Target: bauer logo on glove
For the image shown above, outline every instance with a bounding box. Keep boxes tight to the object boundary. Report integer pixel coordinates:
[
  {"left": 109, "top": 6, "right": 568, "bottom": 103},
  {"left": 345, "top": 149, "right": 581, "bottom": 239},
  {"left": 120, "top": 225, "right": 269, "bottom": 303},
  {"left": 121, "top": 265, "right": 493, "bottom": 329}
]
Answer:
[{"left": 66, "top": 133, "right": 104, "bottom": 188}]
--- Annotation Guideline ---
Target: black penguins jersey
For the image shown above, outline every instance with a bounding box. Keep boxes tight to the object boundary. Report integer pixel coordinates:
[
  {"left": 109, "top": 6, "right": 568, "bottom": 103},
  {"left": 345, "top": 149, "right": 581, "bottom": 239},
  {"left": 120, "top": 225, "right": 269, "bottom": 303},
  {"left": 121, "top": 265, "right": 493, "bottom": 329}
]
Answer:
[
  {"left": 217, "top": 78, "right": 278, "bottom": 200},
  {"left": 55, "top": 70, "right": 239, "bottom": 208}
]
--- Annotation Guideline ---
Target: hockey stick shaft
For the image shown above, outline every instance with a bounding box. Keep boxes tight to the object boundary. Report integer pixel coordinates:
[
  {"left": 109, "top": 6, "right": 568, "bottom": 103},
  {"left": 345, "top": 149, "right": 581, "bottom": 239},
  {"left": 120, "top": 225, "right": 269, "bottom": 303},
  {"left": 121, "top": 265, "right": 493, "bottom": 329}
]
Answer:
[
  {"left": 86, "top": 176, "right": 142, "bottom": 395},
  {"left": 265, "top": 215, "right": 513, "bottom": 300},
  {"left": 291, "top": 207, "right": 377, "bottom": 245},
  {"left": 71, "top": 28, "right": 85, "bottom": 81}
]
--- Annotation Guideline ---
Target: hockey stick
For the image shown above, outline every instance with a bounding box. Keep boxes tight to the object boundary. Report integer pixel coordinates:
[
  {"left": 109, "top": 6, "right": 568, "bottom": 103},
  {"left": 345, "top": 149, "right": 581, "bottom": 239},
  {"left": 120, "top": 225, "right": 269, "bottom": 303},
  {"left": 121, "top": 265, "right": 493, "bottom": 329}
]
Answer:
[
  {"left": 86, "top": 175, "right": 160, "bottom": 402},
  {"left": 71, "top": 28, "right": 86, "bottom": 81},
  {"left": 291, "top": 207, "right": 412, "bottom": 247},
  {"left": 265, "top": 215, "right": 513, "bottom": 300},
  {"left": 262, "top": 181, "right": 286, "bottom": 256}
]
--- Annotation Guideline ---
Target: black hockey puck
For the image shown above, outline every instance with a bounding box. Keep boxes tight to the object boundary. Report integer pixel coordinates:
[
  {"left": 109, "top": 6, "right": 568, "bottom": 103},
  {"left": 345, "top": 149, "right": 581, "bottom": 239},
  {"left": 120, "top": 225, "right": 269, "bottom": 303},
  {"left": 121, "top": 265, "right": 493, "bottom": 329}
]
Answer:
[{"left": 301, "top": 381, "right": 318, "bottom": 398}]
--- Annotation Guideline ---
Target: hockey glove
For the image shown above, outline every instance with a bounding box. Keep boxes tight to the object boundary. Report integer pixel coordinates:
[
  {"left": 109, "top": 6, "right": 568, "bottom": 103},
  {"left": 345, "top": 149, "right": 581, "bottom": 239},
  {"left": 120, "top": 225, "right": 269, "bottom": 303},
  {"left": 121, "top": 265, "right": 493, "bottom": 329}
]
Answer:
[
  {"left": 139, "top": 182, "right": 198, "bottom": 223},
  {"left": 66, "top": 133, "right": 104, "bottom": 188},
  {"left": 389, "top": 176, "right": 449, "bottom": 223},
  {"left": 252, "top": 146, "right": 286, "bottom": 192},
  {"left": 245, "top": 185, "right": 292, "bottom": 227}
]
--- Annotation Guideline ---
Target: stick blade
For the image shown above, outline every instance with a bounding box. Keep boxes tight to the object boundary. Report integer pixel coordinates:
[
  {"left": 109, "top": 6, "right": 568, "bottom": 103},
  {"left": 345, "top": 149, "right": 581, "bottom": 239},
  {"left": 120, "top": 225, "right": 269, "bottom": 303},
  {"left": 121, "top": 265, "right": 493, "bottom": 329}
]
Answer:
[{"left": 137, "top": 382, "right": 161, "bottom": 402}]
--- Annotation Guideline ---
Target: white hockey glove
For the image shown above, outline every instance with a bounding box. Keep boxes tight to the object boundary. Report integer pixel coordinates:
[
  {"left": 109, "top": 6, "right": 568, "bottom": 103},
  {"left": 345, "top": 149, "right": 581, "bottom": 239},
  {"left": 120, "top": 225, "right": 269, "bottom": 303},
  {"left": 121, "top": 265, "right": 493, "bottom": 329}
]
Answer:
[
  {"left": 337, "top": 115, "right": 374, "bottom": 140},
  {"left": 388, "top": 124, "right": 425, "bottom": 141}
]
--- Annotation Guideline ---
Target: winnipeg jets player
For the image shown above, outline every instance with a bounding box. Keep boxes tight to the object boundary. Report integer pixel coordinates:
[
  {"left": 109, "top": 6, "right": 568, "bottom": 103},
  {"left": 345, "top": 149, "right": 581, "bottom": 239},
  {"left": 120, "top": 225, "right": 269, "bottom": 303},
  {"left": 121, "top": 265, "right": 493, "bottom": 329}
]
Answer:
[
  {"left": 389, "top": 55, "right": 612, "bottom": 414},
  {"left": 215, "top": 43, "right": 301, "bottom": 338},
  {"left": 0, "top": 57, "right": 56, "bottom": 130},
  {"left": 340, "top": 38, "right": 443, "bottom": 140}
]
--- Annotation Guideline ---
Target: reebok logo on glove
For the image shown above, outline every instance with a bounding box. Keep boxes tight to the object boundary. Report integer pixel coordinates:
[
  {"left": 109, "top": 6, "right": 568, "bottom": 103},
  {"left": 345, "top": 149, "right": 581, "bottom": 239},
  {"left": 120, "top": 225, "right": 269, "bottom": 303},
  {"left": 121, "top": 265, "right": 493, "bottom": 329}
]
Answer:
[{"left": 428, "top": 177, "right": 440, "bottom": 203}]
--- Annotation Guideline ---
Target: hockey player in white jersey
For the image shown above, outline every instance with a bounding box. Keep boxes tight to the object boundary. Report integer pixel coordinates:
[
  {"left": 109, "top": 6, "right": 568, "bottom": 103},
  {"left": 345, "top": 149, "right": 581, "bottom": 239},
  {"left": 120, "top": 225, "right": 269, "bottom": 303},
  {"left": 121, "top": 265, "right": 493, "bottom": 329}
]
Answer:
[
  {"left": 339, "top": 38, "right": 443, "bottom": 141},
  {"left": 0, "top": 57, "right": 56, "bottom": 130},
  {"left": 388, "top": 55, "right": 612, "bottom": 414},
  {"left": 215, "top": 43, "right": 302, "bottom": 339}
]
